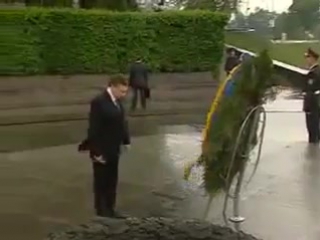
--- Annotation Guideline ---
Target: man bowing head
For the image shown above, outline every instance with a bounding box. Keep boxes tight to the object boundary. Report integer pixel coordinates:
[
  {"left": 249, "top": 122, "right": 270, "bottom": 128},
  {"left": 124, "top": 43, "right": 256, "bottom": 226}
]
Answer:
[{"left": 79, "top": 74, "right": 130, "bottom": 218}]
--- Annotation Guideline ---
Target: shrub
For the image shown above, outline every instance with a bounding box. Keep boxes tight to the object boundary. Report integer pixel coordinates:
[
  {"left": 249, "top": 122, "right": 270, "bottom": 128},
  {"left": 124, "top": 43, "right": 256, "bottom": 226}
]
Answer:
[{"left": 0, "top": 8, "right": 228, "bottom": 75}]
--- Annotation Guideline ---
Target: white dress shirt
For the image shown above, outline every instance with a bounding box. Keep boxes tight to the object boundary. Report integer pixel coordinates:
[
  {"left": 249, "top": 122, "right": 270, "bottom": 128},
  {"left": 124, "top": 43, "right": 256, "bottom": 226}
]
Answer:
[{"left": 107, "top": 87, "right": 119, "bottom": 108}]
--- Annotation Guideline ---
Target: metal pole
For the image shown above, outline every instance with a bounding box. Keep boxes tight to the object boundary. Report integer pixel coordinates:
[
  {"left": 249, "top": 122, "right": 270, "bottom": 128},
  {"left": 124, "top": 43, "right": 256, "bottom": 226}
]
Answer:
[
  {"left": 222, "top": 105, "right": 266, "bottom": 231},
  {"left": 230, "top": 107, "right": 261, "bottom": 231},
  {"left": 231, "top": 158, "right": 247, "bottom": 231}
]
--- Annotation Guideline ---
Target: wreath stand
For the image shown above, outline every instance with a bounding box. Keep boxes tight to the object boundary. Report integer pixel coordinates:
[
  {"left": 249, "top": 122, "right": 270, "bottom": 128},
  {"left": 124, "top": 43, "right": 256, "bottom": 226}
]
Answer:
[{"left": 222, "top": 105, "right": 267, "bottom": 232}]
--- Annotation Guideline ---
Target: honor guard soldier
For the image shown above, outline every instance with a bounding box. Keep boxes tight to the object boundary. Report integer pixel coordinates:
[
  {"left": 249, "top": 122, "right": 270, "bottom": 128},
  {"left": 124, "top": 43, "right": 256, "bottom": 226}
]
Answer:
[{"left": 303, "top": 48, "right": 320, "bottom": 143}]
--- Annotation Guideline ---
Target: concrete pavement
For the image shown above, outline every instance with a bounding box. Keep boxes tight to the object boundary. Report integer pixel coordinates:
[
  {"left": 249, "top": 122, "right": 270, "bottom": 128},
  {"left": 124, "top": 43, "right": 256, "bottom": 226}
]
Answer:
[{"left": 0, "top": 90, "right": 319, "bottom": 240}]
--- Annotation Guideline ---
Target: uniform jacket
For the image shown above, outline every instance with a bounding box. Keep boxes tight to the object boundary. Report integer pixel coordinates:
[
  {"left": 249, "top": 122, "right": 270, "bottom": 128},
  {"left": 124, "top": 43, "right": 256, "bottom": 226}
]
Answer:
[{"left": 303, "top": 64, "right": 320, "bottom": 112}]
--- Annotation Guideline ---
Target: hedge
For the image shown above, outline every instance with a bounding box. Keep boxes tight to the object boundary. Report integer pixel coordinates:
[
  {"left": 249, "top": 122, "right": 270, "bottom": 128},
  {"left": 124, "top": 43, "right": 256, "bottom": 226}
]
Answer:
[{"left": 0, "top": 8, "right": 228, "bottom": 75}]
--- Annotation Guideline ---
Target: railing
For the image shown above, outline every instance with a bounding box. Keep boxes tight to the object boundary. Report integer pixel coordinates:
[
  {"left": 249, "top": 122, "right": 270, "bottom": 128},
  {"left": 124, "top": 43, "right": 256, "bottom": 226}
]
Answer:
[{"left": 226, "top": 44, "right": 308, "bottom": 89}]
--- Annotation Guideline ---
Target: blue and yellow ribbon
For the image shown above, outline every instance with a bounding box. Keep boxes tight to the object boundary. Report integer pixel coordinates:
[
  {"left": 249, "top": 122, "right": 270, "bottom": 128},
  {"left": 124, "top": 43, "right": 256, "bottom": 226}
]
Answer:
[
  {"left": 184, "top": 65, "right": 240, "bottom": 180},
  {"left": 202, "top": 65, "right": 240, "bottom": 143}
]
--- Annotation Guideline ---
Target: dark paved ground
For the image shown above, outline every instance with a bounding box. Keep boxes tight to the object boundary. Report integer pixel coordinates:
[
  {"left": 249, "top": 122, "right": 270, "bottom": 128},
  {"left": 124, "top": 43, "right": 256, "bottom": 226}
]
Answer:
[{"left": 1, "top": 89, "right": 319, "bottom": 240}]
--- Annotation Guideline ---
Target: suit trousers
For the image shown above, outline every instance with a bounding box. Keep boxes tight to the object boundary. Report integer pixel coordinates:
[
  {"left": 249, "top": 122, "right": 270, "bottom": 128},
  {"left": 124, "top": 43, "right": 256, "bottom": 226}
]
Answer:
[
  {"left": 305, "top": 110, "right": 320, "bottom": 143},
  {"left": 131, "top": 88, "right": 146, "bottom": 110},
  {"left": 92, "top": 154, "right": 119, "bottom": 217}
]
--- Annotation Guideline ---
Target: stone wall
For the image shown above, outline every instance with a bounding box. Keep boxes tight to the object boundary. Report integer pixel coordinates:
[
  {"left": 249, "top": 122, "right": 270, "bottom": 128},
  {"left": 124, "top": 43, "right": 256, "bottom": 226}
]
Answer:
[
  {"left": 47, "top": 217, "right": 260, "bottom": 240},
  {"left": 0, "top": 72, "right": 217, "bottom": 125}
]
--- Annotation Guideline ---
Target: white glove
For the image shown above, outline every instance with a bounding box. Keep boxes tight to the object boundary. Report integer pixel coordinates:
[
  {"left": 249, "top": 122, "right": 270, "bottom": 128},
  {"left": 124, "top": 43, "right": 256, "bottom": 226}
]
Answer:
[
  {"left": 315, "top": 90, "right": 320, "bottom": 95},
  {"left": 92, "top": 155, "right": 106, "bottom": 164}
]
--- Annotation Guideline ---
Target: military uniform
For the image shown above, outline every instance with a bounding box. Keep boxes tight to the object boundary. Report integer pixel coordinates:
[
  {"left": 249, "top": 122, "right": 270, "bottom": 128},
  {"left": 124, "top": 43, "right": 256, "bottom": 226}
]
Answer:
[{"left": 303, "top": 63, "right": 320, "bottom": 143}]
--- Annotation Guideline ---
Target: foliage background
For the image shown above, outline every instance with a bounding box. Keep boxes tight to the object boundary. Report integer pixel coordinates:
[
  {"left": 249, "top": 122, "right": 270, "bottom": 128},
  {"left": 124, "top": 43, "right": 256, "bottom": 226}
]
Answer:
[{"left": 0, "top": 8, "right": 228, "bottom": 75}]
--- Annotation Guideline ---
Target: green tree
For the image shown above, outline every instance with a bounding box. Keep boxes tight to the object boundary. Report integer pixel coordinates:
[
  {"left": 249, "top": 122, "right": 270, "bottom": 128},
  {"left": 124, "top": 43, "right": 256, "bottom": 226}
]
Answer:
[
  {"left": 79, "top": 0, "right": 137, "bottom": 10},
  {"left": 273, "top": 0, "right": 319, "bottom": 39},
  {"left": 246, "top": 8, "right": 276, "bottom": 36},
  {"left": 274, "top": 12, "right": 305, "bottom": 39},
  {"left": 25, "top": 0, "right": 72, "bottom": 7},
  {"left": 289, "top": 0, "right": 319, "bottom": 31},
  {"left": 174, "top": 0, "right": 239, "bottom": 12},
  {"left": 19, "top": 0, "right": 137, "bottom": 9},
  {"left": 228, "top": 12, "right": 247, "bottom": 28}
]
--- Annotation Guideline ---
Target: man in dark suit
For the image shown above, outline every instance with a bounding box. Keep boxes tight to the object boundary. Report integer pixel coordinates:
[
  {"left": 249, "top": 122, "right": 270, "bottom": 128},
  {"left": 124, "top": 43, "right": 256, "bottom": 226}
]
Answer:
[
  {"left": 79, "top": 74, "right": 130, "bottom": 218},
  {"left": 224, "top": 48, "right": 240, "bottom": 76},
  {"left": 129, "top": 59, "right": 149, "bottom": 111},
  {"left": 303, "top": 48, "right": 320, "bottom": 143}
]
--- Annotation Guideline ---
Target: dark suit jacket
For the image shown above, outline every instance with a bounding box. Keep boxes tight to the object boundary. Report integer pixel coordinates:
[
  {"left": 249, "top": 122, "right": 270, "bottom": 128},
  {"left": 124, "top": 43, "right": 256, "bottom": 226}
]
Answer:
[
  {"left": 79, "top": 91, "right": 130, "bottom": 158},
  {"left": 129, "top": 62, "right": 149, "bottom": 89},
  {"left": 303, "top": 64, "right": 320, "bottom": 112},
  {"left": 224, "top": 56, "right": 239, "bottom": 73}
]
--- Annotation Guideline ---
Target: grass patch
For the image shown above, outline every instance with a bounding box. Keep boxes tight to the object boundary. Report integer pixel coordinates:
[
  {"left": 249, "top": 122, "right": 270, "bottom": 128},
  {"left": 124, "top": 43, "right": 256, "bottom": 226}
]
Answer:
[{"left": 226, "top": 32, "right": 320, "bottom": 68}]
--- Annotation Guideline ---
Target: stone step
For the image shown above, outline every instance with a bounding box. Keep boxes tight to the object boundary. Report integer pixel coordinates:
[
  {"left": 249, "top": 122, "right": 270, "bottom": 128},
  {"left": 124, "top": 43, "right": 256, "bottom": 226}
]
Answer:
[
  {"left": 0, "top": 73, "right": 217, "bottom": 110},
  {"left": 0, "top": 73, "right": 216, "bottom": 125},
  {"left": 0, "top": 86, "right": 216, "bottom": 110},
  {"left": 0, "top": 102, "right": 211, "bottom": 126}
]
